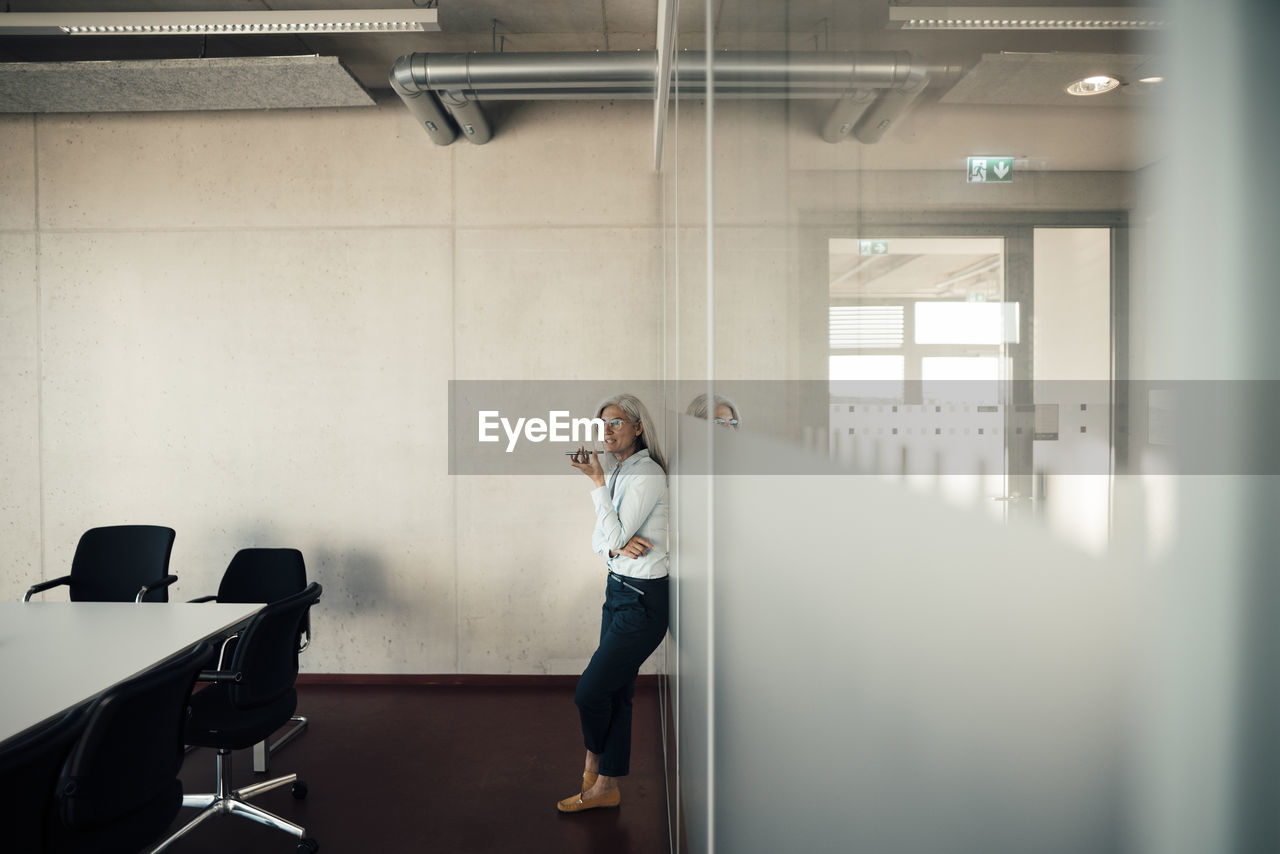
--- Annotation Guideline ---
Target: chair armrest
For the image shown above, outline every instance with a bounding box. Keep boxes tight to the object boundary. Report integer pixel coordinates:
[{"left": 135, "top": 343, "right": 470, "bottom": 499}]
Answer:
[
  {"left": 187, "top": 595, "right": 218, "bottom": 603},
  {"left": 297, "top": 591, "right": 320, "bottom": 652},
  {"left": 298, "top": 613, "right": 312, "bottom": 653},
  {"left": 23, "top": 576, "right": 73, "bottom": 602},
  {"left": 216, "top": 632, "right": 240, "bottom": 669},
  {"left": 198, "top": 669, "right": 243, "bottom": 684},
  {"left": 134, "top": 574, "right": 179, "bottom": 603}
]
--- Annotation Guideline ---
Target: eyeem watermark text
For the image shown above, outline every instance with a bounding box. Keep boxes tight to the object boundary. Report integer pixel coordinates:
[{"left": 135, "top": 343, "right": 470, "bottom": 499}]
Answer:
[{"left": 478, "top": 410, "right": 605, "bottom": 452}]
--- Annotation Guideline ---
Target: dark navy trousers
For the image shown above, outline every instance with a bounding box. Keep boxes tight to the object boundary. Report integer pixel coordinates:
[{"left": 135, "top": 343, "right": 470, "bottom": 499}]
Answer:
[{"left": 575, "top": 572, "right": 669, "bottom": 777}]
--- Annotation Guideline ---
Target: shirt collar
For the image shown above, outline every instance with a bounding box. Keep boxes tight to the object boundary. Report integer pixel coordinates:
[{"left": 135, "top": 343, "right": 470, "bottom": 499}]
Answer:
[{"left": 615, "top": 448, "right": 650, "bottom": 471}]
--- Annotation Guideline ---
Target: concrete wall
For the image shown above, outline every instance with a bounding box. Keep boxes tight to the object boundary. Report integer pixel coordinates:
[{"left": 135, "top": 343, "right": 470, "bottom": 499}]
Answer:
[
  {"left": 0, "top": 99, "right": 669, "bottom": 675},
  {"left": 0, "top": 87, "right": 1147, "bottom": 688}
]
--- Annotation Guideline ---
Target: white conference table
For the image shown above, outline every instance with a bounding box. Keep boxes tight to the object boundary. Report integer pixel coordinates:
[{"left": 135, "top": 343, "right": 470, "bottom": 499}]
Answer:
[{"left": 0, "top": 601, "right": 262, "bottom": 746}]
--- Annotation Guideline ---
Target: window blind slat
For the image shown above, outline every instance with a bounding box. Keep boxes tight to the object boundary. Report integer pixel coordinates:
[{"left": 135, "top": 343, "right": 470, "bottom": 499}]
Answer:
[{"left": 829, "top": 305, "right": 904, "bottom": 348}]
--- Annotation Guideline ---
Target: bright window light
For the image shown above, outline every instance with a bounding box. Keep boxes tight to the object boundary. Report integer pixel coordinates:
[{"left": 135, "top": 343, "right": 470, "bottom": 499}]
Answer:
[
  {"left": 830, "top": 355, "right": 905, "bottom": 400},
  {"left": 915, "top": 302, "right": 1019, "bottom": 345}
]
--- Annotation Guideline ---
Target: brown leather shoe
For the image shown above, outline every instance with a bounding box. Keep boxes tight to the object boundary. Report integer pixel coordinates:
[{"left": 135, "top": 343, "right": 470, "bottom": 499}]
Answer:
[{"left": 557, "top": 786, "right": 621, "bottom": 813}]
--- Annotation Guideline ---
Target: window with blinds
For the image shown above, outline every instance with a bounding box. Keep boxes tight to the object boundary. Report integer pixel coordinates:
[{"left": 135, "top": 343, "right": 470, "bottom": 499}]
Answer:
[{"left": 829, "top": 305, "right": 904, "bottom": 349}]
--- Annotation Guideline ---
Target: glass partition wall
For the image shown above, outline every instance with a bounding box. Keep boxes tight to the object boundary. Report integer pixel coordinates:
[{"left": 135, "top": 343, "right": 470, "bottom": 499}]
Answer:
[{"left": 665, "top": 1, "right": 1280, "bottom": 852}]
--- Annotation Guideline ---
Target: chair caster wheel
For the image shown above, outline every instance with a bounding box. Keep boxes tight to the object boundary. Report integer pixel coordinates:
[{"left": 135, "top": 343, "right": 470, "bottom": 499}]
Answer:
[
  {"left": 292, "top": 781, "right": 308, "bottom": 799},
  {"left": 298, "top": 837, "right": 319, "bottom": 853}
]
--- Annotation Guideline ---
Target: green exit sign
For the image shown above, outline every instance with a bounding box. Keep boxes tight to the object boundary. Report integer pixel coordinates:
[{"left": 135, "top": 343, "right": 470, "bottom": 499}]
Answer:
[
  {"left": 967, "top": 156, "right": 1014, "bottom": 183},
  {"left": 858, "top": 239, "right": 889, "bottom": 256}
]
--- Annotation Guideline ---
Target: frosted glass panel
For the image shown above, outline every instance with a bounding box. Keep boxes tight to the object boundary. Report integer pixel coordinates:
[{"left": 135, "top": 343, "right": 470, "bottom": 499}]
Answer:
[
  {"left": 711, "top": 432, "right": 1131, "bottom": 854},
  {"left": 921, "top": 356, "right": 1001, "bottom": 403}
]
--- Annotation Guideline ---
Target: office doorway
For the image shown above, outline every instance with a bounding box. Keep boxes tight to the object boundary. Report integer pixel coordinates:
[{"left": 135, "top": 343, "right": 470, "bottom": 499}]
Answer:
[{"left": 827, "top": 224, "right": 1116, "bottom": 549}]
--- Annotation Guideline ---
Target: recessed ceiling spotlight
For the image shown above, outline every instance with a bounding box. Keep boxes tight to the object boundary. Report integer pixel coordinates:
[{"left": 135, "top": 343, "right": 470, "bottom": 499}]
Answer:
[{"left": 1066, "top": 75, "right": 1120, "bottom": 96}]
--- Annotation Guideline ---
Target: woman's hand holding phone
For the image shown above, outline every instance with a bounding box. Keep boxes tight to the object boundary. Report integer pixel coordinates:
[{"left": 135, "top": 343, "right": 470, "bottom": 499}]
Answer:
[{"left": 568, "top": 446, "right": 606, "bottom": 487}]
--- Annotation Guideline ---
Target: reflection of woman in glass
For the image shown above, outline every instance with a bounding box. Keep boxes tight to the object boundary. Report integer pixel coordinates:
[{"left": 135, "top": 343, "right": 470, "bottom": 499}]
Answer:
[
  {"left": 686, "top": 392, "right": 741, "bottom": 429},
  {"left": 561, "top": 393, "right": 669, "bottom": 813}
]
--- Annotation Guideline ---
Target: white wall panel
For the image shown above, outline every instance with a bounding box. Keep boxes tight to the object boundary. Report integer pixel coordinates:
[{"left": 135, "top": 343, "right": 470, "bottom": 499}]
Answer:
[
  {"left": 0, "top": 115, "right": 35, "bottom": 232},
  {"left": 0, "top": 234, "right": 41, "bottom": 602},
  {"left": 787, "top": 102, "right": 1151, "bottom": 173},
  {"left": 454, "top": 475, "right": 642, "bottom": 674},
  {"left": 1034, "top": 228, "right": 1111, "bottom": 382},
  {"left": 454, "top": 100, "right": 661, "bottom": 229},
  {"left": 451, "top": 222, "right": 666, "bottom": 672},
  {"left": 454, "top": 227, "right": 663, "bottom": 380},
  {"left": 35, "top": 227, "right": 455, "bottom": 673},
  {"left": 667, "top": 101, "right": 791, "bottom": 229},
  {"left": 36, "top": 104, "right": 453, "bottom": 231},
  {"left": 4, "top": 101, "right": 672, "bottom": 675}
]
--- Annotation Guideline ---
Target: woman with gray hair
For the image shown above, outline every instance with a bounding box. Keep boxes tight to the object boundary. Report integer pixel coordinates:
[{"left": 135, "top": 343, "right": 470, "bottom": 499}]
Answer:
[
  {"left": 560, "top": 393, "right": 669, "bottom": 812},
  {"left": 686, "top": 391, "right": 741, "bottom": 429}
]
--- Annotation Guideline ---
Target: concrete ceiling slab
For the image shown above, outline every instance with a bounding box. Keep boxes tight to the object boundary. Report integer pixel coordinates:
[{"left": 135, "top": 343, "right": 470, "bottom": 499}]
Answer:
[
  {"left": 440, "top": 0, "right": 609, "bottom": 34},
  {"left": 604, "top": 0, "right": 662, "bottom": 33}
]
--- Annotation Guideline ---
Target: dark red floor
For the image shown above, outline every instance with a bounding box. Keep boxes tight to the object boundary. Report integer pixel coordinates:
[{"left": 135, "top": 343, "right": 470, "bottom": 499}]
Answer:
[{"left": 158, "top": 682, "right": 669, "bottom": 853}]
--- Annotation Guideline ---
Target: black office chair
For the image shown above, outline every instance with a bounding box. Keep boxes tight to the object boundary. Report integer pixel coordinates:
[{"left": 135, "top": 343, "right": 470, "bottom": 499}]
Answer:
[
  {"left": 190, "top": 547, "right": 312, "bottom": 772},
  {"left": 44, "top": 641, "right": 211, "bottom": 854},
  {"left": 0, "top": 707, "right": 87, "bottom": 853},
  {"left": 153, "top": 582, "right": 322, "bottom": 854},
  {"left": 23, "top": 525, "right": 178, "bottom": 603}
]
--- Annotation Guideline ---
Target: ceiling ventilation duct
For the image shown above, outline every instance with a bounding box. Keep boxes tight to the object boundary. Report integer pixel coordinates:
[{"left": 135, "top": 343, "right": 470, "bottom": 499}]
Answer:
[{"left": 389, "top": 51, "right": 932, "bottom": 146}]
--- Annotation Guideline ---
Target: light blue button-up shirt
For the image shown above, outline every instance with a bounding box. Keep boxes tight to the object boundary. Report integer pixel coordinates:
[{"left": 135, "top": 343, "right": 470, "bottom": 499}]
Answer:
[{"left": 590, "top": 448, "right": 669, "bottom": 579}]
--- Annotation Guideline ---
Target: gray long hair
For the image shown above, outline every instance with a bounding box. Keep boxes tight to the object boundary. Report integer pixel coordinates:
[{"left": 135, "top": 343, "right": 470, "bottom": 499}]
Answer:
[
  {"left": 596, "top": 393, "right": 668, "bottom": 474},
  {"left": 686, "top": 392, "right": 741, "bottom": 426}
]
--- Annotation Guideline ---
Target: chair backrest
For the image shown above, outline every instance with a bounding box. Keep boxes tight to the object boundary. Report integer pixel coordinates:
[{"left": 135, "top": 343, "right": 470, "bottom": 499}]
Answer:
[
  {"left": 68, "top": 525, "right": 176, "bottom": 603},
  {"left": 227, "top": 582, "right": 322, "bottom": 711},
  {"left": 0, "top": 707, "right": 86, "bottom": 853},
  {"left": 217, "top": 548, "right": 307, "bottom": 604},
  {"left": 55, "top": 641, "right": 210, "bottom": 836}
]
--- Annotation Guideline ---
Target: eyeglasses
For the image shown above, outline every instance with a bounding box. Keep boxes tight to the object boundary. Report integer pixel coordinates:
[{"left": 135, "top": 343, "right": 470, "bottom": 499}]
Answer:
[
  {"left": 603, "top": 417, "right": 634, "bottom": 430},
  {"left": 713, "top": 418, "right": 740, "bottom": 428}
]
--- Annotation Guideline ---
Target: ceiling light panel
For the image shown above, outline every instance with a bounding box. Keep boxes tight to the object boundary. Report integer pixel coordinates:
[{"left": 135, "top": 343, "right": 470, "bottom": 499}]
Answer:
[
  {"left": 888, "top": 6, "right": 1168, "bottom": 31},
  {"left": 0, "top": 10, "right": 441, "bottom": 37}
]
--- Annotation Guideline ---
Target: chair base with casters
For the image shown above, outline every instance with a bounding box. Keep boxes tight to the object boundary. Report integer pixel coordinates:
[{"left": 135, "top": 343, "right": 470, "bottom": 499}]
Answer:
[
  {"left": 150, "top": 747, "right": 317, "bottom": 854},
  {"left": 155, "top": 581, "right": 323, "bottom": 854}
]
